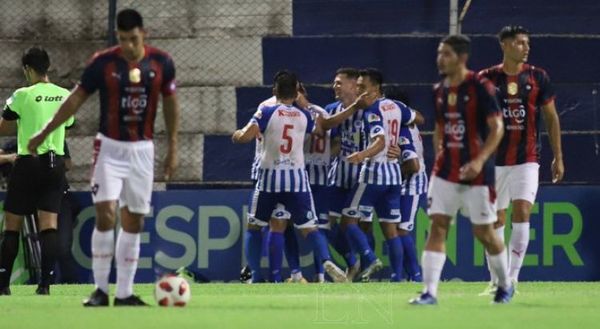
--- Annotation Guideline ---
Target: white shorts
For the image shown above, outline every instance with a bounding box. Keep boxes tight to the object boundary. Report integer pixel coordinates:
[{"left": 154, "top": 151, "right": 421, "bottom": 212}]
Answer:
[
  {"left": 495, "top": 163, "right": 539, "bottom": 210},
  {"left": 91, "top": 133, "right": 154, "bottom": 214},
  {"left": 427, "top": 176, "right": 497, "bottom": 225}
]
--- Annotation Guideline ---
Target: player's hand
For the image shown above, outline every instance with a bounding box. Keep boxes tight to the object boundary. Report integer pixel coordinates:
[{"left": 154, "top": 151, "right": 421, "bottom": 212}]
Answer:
[
  {"left": 353, "top": 92, "right": 370, "bottom": 109},
  {"left": 7, "top": 153, "right": 16, "bottom": 163},
  {"left": 387, "top": 144, "right": 401, "bottom": 159},
  {"left": 163, "top": 148, "right": 178, "bottom": 181},
  {"left": 459, "top": 158, "right": 483, "bottom": 181},
  {"left": 347, "top": 151, "right": 365, "bottom": 164},
  {"left": 295, "top": 91, "right": 310, "bottom": 109},
  {"left": 551, "top": 157, "right": 564, "bottom": 183},
  {"left": 231, "top": 130, "right": 243, "bottom": 143},
  {"left": 27, "top": 131, "right": 47, "bottom": 156}
]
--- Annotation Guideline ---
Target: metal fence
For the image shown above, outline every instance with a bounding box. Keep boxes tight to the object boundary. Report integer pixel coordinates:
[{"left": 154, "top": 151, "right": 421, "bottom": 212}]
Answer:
[{"left": 0, "top": 0, "right": 291, "bottom": 189}]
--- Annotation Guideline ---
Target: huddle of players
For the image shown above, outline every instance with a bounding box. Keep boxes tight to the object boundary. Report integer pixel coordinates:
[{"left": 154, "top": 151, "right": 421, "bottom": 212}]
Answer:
[{"left": 233, "top": 25, "right": 564, "bottom": 306}]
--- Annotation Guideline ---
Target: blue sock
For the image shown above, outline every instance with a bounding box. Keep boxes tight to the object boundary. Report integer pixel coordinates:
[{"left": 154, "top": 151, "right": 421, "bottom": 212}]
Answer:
[
  {"left": 284, "top": 225, "right": 301, "bottom": 273},
  {"left": 307, "top": 230, "right": 331, "bottom": 263},
  {"left": 401, "top": 235, "right": 422, "bottom": 281},
  {"left": 345, "top": 224, "right": 376, "bottom": 265},
  {"left": 314, "top": 229, "right": 330, "bottom": 274},
  {"left": 268, "top": 231, "right": 284, "bottom": 282},
  {"left": 329, "top": 224, "right": 357, "bottom": 267},
  {"left": 366, "top": 230, "right": 375, "bottom": 252},
  {"left": 260, "top": 226, "right": 269, "bottom": 258},
  {"left": 387, "top": 237, "right": 404, "bottom": 282},
  {"left": 245, "top": 229, "right": 264, "bottom": 282}
]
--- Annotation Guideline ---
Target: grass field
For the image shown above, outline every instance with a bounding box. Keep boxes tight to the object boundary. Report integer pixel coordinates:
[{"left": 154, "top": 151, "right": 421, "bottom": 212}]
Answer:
[{"left": 1, "top": 282, "right": 599, "bottom": 329}]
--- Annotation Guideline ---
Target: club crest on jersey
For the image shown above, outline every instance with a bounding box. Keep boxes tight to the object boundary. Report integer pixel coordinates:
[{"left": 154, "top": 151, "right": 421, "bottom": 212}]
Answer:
[
  {"left": 447, "top": 93, "right": 457, "bottom": 106},
  {"left": 508, "top": 82, "right": 519, "bottom": 96},
  {"left": 399, "top": 136, "right": 410, "bottom": 145},
  {"left": 149, "top": 70, "right": 156, "bottom": 79},
  {"left": 129, "top": 68, "right": 141, "bottom": 83},
  {"left": 367, "top": 113, "right": 381, "bottom": 123},
  {"left": 254, "top": 109, "right": 263, "bottom": 119}
]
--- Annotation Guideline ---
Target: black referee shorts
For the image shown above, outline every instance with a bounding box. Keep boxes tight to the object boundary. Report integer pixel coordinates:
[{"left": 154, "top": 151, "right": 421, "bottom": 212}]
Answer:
[{"left": 4, "top": 153, "right": 66, "bottom": 215}]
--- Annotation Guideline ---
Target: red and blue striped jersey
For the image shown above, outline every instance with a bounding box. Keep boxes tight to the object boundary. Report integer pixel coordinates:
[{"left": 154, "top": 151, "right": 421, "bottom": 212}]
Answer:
[
  {"left": 479, "top": 64, "right": 555, "bottom": 166},
  {"left": 432, "top": 71, "right": 501, "bottom": 186},
  {"left": 77, "top": 45, "right": 176, "bottom": 141}
]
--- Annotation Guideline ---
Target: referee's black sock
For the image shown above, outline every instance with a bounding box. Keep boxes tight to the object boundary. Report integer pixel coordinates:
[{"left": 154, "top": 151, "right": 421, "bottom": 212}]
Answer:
[
  {"left": 39, "top": 228, "right": 58, "bottom": 287},
  {"left": 0, "top": 230, "right": 20, "bottom": 289}
]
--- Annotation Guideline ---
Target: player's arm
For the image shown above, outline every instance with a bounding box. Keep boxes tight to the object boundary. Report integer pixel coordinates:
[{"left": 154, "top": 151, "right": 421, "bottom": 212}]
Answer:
[
  {"left": 318, "top": 92, "right": 369, "bottom": 130},
  {"left": 163, "top": 94, "right": 180, "bottom": 181},
  {"left": 0, "top": 119, "right": 16, "bottom": 135},
  {"left": 232, "top": 122, "right": 260, "bottom": 144},
  {"left": 459, "top": 114, "right": 504, "bottom": 181},
  {"left": 401, "top": 158, "right": 420, "bottom": 176},
  {"left": 412, "top": 110, "right": 425, "bottom": 125},
  {"left": 541, "top": 100, "right": 564, "bottom": 183},
  {"left": 347, "top": 135, "right": 385, "bottom": 164},
  {"left": 27, "top": 88, "right": 89, "bottom": 154}
]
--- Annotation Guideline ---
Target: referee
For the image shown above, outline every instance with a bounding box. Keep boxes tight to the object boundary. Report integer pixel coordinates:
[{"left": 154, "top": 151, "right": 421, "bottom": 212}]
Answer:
[{"left": 0, "top": 47, "right": 74, "bottom": 295}]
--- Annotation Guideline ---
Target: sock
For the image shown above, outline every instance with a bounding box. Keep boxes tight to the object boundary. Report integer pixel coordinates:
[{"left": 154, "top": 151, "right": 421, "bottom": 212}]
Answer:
[
  {"left": 115, "top": 229, "right": 140, "bottom": 299},
  {"left": 400, "top": 235, "right": 421, "bottom": 281},
  {"left": 332, "top": 225, "right": 357, "bottom": 267},
  {"left": 91, "top": 228, "right": 114, "bottom": 294},
  {"left": 366, "top": 230, "right": 375, "bottom": 252},
  {"left": 307, "top": 230, "right": 331, "bottom": 263},
  {"left": 284, "top": 225, "right": 301, "bottom": 273},
  {"left": 488, "top": 248, "right": 510, "bottom": 289},
  {"left": 260, "top": 226, "right": 269, "bottom": 258},
  {"left": 244, "top": 229, "right": 264, "bottom": 282},
  {"left": 0, "top": 231, "right": 20, "bottom": 288},
  {"left": 314, "top": 229, "right": 329, "bottom": 275},
  {"left": 317, "top": 273, "right": 325, "bottom": 282},
  {"left": 486, "top": 226, "right": 505, "bottom": 284},
  {"left": 509, "top": 222, "right": 530, "bottom": 282},
  {"left": 387, "top": 237, "right": 404, "bottom": 282},
  {"left": 39, "top": 229, "right": 58, "bottom": 287},
  {"left": 345, "top": 224, "right": 376, "bottom": 265},
  {"left": 268, "top": 231, "right": 284, "bottom": 282},
  {"left": 422, "top": 250, "right": 446, "bottom": 297}
]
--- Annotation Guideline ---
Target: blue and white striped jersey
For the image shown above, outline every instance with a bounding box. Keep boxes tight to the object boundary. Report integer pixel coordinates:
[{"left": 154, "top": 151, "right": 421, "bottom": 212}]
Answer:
[
  {"left": 359, "top": 98, "right": 416, "bottom": 186},
  {"left": 304, "top": 104, "right": 332, "bottom": 186},
  {"left": 250, "top": 96, "right": 277, "bottom": 181},
  {"left": 250, "top": 103, "right": 314, "bottom": 193},
  {"left": 326, "top": 101, "right": 364, "bottom": 189},
  {"left": 399, "top": 125, "right": 428, "bottom": 195}
]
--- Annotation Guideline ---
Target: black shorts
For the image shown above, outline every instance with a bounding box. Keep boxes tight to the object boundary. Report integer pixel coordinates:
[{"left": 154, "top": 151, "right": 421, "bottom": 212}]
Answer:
[{"left": 4, "top": 153, "right": 66, "bottom": 215}]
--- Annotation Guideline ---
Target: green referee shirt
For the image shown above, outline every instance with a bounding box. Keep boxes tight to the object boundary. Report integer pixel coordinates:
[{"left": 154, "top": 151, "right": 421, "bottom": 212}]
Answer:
[{"left": 3, "top": 82, "right": 74, "bottom": 155}]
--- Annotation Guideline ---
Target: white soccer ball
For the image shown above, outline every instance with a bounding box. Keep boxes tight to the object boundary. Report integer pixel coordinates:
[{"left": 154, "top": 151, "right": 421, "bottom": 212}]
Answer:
[{"left": 154, "top": 274, "right": 191, "bottom": 307}]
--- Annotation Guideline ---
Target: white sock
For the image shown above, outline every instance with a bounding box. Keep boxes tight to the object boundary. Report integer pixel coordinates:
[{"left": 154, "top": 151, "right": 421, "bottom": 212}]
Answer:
[
  {"left": 488, "top": 248, "right": 510, "bottom": 289},
  {"left": 115, "top": 229, "right": 141, "bottom": 299},
  {"left": 509, "top": 222, "right": 530, "bottom": 281},
  {"left": 91, "top": 228, "right": 114, "bottom": 294},
  {"left": 486, "top": 226, "right": 505, "bottom": 284},
  {"left": 317, "top": 273, "right": 325, "bottom": 282},
  {"left": 422, "top": 251, "right": 446, "bottom": 297},
  {"left": 291, "top": 270, "right": 303, "bottom": 281}
]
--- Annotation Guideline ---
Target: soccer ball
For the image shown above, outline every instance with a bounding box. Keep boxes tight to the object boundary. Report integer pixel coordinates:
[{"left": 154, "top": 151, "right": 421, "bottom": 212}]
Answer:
[{"left": 154, "top": 274, "right": 191, "bottom": 307}]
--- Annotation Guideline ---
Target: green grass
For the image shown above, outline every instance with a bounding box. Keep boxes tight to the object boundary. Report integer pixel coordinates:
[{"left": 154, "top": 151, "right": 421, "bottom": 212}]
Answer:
[{"left": 1, "top": 282, "right": 599, "bottom": 329}]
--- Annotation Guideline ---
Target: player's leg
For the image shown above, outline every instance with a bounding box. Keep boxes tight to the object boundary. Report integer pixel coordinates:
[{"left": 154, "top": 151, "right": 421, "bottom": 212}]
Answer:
[
  {"left": 283, "top": 220, "right": 303, "bottom": 282},
  {"left": 410, "top": 177, "right": 460, "bottom": 305},
  {"left": 376, "top": 187, "right": 404, "bottom": 282},
  {"left": 328, "top": 187, "right": 358, "bottom": 269},
  {"left": 289, "top": 191, "right": 347, "bottom": 283},
  {"left": 359, "top": 220, "right": 375, "bottom": 261},
  {"left": 506, "top": 163, "right": 539, "bottom": 283},
  {"left": 312, "top": 185, "right": 330, "bottom": 283},
  {"left": 466, "top": 186, "right": 513, "bottom": 304},
  {"left": 398, "top": 193, "right": 421, "bottom": 282},
  {"left": 0, "top": 212, "right": 24, "bottom": 295},
  {"left": 245, "top": 188, "right": 268, "bottom": 283},
  {"left": 341, "top": 183, "right": 380, "bottom": 279},
  {"left": 36, "top": 211, "right": 59, "bottom": 295}
]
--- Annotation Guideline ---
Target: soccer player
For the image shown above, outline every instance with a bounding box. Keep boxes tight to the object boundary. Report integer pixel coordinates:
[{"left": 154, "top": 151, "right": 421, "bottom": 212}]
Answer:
[
  {"left": 28, "top": 9, "right": 179, "bottom": 306},
  {"left": 410, "top": 35, "right": 512, "bottom": 305},
  {"left": 232, "top": 71, "right": 347, "bottom": 283},
  {"left": 343, "top": 68, "right": 419, "bottom": 282},
  {"left": 0, "top": 47, "right": 73, "bottom": 295},
  {"left": 318, "top": 68, "right": 367, "bottom": 281},
  {"left": 296, "top": 87, "right": 332, "bottom": 282},
  {"left": 479, "top": 25, "right": 564, "bottom": 293}
]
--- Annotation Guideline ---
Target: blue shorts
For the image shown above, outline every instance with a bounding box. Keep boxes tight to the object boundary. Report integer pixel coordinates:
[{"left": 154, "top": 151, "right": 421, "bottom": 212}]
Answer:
[
  {"left": 344, "top": 183, "right": 401, "bottom": 223},
  {"left": 328, "top": 186, "right": 351, "bottom": 218},
  {"left": 248, "top": 189, "right": 318, "bottom": 228},
  {"left": 399, "top": 194, "right": 424, "bottom": 231},
  {"left": 311, "top": 184, "right": 330, "bottom": 229}
]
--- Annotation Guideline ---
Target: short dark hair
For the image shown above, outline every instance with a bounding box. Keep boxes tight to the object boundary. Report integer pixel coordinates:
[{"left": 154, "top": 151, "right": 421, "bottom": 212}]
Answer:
[
  {"left": 383, "top": 85, "right": 410, "bottom": 106},
  {"left": 273, "top": 70, "right": 298, "bottom": 99},
  {"left": 336, "top": 67, "right": 359, "bottom": 80},
  {"left": 359, "top": 68, "right": 384, "bottom": 87},
  {"left": 498, "top": 25, "right": 530, "bottom": 41},
  {"left": 441, "top": 34, "right": 471, "bottom": 56},
  {"left": 22, "top": 46, "right": 50, "bottom": 75},
  {"left": 117, "top": 9, "right": 144, "bottom": 31}
]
